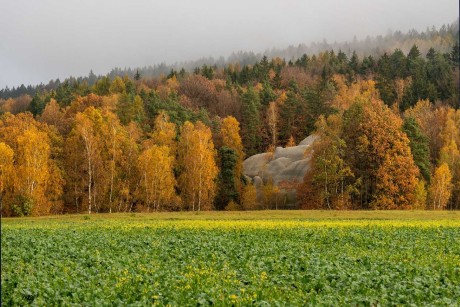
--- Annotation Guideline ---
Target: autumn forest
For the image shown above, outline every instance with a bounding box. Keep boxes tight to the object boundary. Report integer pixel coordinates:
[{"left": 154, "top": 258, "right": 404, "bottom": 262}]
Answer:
[{"left": 0, "top": 23, "right": 459, "bottom": 216}]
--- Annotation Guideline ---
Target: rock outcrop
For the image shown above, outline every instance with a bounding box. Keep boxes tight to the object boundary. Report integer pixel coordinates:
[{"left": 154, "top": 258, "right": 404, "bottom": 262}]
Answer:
[{"left": 242, "top": 135, "right": 318, "bottom": 207}]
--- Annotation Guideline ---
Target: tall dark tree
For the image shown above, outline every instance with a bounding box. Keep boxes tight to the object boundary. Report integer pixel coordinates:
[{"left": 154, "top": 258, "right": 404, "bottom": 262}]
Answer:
[
  {"left": 403, "top": 117, "right": 431, "bottom": 182},
  {"left": 427, "top": 53, "right": 454, "bottom": 101},
  {"left": 215, "top": 147, "right": 239, "bottom": 210},
  {"left": 134, "top": 69, "right": 141, "bottom": 81},
  {"left": 260, "top": 80, "right": 276, "bottom": 106},
  {"left": 29, "top": 93, "right": 48, "bottom": 116},
  {"left": 390, "top": 49, "right": 408, "bottom": 78},
  {"left": 408, "top": 45, "right": 421, "bottom": 61},
  {"left": 240, "top": 86, "right": 261, "bottom": 155},
  {"left": 348, "top": 51, "right": 360, "bottom": 75},
  {"left": 376, "top": 53, "right": 396, "bottom": 105}
]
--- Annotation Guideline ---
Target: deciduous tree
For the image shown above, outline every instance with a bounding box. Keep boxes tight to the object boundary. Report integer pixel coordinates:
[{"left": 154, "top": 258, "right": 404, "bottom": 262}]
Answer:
[
  {"left": 138, "top": 145, "right": 177, "bottom": 211},
  {"left": 178, "top": 121, "right": 218, "bottom": 211},
  {"left": 0, "top": 142, "right": 14, "bottom": 212},
  {"left": 429, "top": 163, "right": 452, "bottom": 210},
  {"left": 343, "top": 97, "right": 419, "bottom": 209}
]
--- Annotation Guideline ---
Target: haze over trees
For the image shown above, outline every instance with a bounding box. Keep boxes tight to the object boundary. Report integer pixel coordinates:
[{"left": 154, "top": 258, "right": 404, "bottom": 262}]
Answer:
[{"left": 0, "top": 22, "right": 459, "bottom": 216}]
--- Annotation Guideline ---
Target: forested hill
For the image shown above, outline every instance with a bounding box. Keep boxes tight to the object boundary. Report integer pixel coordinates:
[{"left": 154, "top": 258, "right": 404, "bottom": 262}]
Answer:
[
  {"left": 1, "top": 19, "right": 458, "bottom": 100},
  {"left": 0, "top": 21, "right": 459, "bottom": 216}
]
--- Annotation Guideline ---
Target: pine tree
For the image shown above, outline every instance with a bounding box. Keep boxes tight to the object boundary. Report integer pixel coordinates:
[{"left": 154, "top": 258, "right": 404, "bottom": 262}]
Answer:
[
  {"left": 240, "top": 86, "right": 261, "bottom": 155},
  {"left": 402, "top": 117, "right": 431, "bottom": 182},
  {"left": 216, "top": 147, "right": 238, "bottom": 210},
  {"left": 134, "top": 69, "right": 141, "bottom": 81}
]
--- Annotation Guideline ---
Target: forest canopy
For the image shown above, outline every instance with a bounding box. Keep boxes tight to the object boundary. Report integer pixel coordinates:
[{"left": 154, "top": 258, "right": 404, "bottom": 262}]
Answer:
[{"left": 0, "top": 22, "right": 459, "bottom": 216}]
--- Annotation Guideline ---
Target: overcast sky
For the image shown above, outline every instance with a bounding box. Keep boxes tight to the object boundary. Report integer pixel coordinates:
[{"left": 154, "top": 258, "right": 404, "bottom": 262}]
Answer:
[{"left": 0, "top": 0, "right": 458, "bottom": 89}]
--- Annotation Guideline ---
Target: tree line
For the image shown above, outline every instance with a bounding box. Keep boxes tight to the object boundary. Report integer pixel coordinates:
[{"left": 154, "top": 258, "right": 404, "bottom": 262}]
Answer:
[
  {"left": 1, "top": 19, "right": 457, "bottom": 100},
  {"left": 0, "top": 42, "right": 459, "bottom": 215}
]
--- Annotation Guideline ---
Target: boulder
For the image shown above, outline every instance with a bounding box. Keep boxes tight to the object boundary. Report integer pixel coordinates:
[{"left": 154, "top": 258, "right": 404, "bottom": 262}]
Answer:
[
  {"left": 242, "top": 152, "right": 272, "bottom": 177},
  {"left": 273, "top": 145, "right": 308, "bottom": 161},
  {"left": 242, "top": 135, "right": 318, "bottom": 206}
]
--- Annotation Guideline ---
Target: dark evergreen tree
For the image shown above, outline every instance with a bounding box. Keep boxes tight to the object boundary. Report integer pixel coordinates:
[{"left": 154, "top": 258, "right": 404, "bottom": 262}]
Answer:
[
  {"left": 407, "top": 44, "right": 421, "bottom": 61},
  {"left": 93, "top": 76, "right": 111, "bottom": 96},
  {"left": 55, "top": 80, "right": 74, "bottom": 106},
  {"left": 427, "top": 53, "right": 454, "bottom": 101},
  {"left": 201, "top": 65, "right": 214, "bottom": 79},
  {"left": 349, "top": 51, "right": 360, "bottom": 74},
  {"left": 167, "top": 69, "right": 176, "bottom": 79},
  {"left": 376, "top": 53, "right": 396, "bottom": 105},
  {"left": 134, "top": 69, "right": 141, "bottom": 81},
  {"left": 29, "top": 93, "right": 47, "bottom": 116},
  {"left": 426, "top": 47, "right": 436, "bottom": 61},
  {"left": 360, "top": 55, "right": 375, "bottom": 76},
  {"left": 260, "top": 80, "right": 276, "bottom": 106},
  {"left": 390, "top": 49, "right": 408, "bottom": 78},
  {"left": 402, "top": 117, "right": 431, "bottom": 182},
  {"left": 240, "top": 86, "right": 261, "bottom": 155},
  {"left": 215, "top": 147, "right": 239, "bottom": 210}
]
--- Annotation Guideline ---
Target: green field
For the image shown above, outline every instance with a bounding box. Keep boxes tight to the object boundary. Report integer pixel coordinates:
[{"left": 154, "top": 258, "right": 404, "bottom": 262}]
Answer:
[{"left": 2, "top": 211, "right": 460, "bottom": 305}]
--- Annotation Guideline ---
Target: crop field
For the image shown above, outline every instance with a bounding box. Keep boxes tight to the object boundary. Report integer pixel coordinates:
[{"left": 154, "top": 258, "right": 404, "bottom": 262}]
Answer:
[{"left": 2, "top": 211, "right": 460, "bottom": 306}]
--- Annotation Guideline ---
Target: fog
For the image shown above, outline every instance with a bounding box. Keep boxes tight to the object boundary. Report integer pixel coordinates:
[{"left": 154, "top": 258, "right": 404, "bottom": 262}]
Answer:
[{"left": 0, "top": 0, "right": 458, "bottom": 88}]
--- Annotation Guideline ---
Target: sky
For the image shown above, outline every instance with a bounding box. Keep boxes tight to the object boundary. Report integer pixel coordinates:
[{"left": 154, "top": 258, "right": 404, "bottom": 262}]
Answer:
[{"left": 0, "top": 0, "right": 458, "bottom": 89}]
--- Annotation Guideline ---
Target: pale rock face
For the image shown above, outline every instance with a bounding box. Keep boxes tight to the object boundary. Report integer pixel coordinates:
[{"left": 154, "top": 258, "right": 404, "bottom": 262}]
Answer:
[
  {"left": 242, "top": 153, "right": 272, "bottom": 177},
  {"left": 242, "top": 135, "right": 318, "bottom": 206},
  {"left": 298, "top": 135, "right": 318, "bottom": 146}
]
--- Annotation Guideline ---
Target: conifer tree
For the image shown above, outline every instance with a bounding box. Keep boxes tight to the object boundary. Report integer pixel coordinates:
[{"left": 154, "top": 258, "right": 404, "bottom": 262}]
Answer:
[
  {"left": 403, "top": 117, "right": 431, "bottom": 182},
  {"left": 240, "top": 86, "right": 261, "bottom": 155}
]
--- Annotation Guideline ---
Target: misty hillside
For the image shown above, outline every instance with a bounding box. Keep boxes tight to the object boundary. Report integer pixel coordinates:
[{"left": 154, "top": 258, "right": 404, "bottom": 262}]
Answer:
[{"left": 1, "top": 19, "right": 458, "bottom": 100}]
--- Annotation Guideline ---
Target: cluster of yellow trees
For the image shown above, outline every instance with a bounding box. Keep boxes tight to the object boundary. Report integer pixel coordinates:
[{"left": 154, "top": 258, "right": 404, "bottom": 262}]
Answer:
[
  {"left": 0, "top": 113, "right": 63, "bottom": 216},
  {"left": 0, "top": 102, "right": 246, "bottom": 216}
]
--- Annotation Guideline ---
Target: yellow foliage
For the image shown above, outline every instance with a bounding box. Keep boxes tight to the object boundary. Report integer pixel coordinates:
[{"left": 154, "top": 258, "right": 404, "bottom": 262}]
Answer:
[
  {"left": 0, "top": 113, "right": 63, "bottom": 216},
  {"left": 277, "top": 91, "right": 287, "bottom": 104},
  {"left": 241, "top": 184, "right": 258, "bottom": 210},
  {"left": 110, "top": 76, "right": 126, "bottom": 94},
  {"left": 138, "top": 145, "right": 177, "bottom": 211},
  {"left": 332, "top": 75, "right": 378, "bottom": 111},
  {"left": 224, "top": 200, "right": 241, "bottom": 211},
  {"left": 286, "top": 136, "right": 296, "bottom": 147},
  {"left": 413, "top": 180, "right": 427, "bottom": 210},
  {"left": 0, "top": 142, "right": 14, "bottom": 194},
  {"left": 178, "top": 121, "right": 218, "bottom": 211},
  {"left": 148, "top": 112, "right": 177, "bottom": 153},
  {"left": 166, "top": 75, "right": 179, "bottom": 92},
  {"left": 429, "top": 163, "right": 452, "bottom": 210}
]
